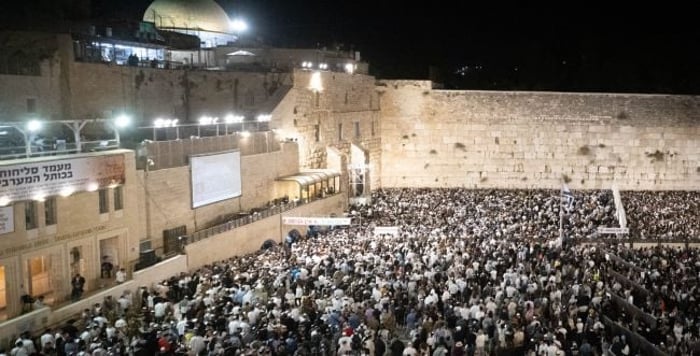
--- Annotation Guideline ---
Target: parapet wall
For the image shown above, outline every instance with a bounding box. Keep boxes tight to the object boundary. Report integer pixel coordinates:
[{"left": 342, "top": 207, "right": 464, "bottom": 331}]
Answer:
[{"left": 379, "top": 81, "right": 700, "bottom": 190}]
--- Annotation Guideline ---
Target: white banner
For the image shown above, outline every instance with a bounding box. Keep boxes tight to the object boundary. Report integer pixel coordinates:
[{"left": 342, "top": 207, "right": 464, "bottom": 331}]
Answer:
[
  {"left": 282, "top": 217, "right": 352, "bottom": 226},
  {"left": 0, "top": 206, "right": 13, "bottom": 235},
  {"left": 373, "top": 226, "right": 400, "bottom": 237},
  {"left": 597, "top": 227, "right": 629, "bottom": 234},
  {"left": 0, "top": 154, "right": 125, "bottom": 202}
]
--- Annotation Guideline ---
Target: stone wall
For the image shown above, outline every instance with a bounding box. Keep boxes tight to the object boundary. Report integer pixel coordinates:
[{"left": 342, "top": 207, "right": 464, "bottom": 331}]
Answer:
[
  {"left": 379, "top": 81, "right": 700, "bottom": 190},
  {"left": 0, "top": 69, "right": 63, "bottom": 122},
  {"left": 67, "top": 62, "right": 288, "bottom": 123},
  {"left": 273, "top": 69, "right": 382, "bottom": 192}
]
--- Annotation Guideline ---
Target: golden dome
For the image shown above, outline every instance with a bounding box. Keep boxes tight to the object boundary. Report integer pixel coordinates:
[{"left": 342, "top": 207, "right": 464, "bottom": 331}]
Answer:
[{"left": 143, "top": 0, "right": 231, "bottom": 33}]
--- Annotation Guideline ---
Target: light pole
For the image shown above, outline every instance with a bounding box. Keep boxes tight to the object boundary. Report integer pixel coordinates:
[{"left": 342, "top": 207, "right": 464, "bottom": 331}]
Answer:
[
  {"left": 17, "top": 119, "right": 42, "bottom": 157},
  {"left": 230, "top": 18, "right": 248, "bottom": 42}
]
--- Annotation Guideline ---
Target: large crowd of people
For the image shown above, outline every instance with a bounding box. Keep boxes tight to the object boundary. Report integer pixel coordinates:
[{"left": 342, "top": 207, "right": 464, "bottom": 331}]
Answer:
[
  {"left": 5, "top": 188, "right": 700, "bottom": 356},
  {"left": 622, "top": 191, "right": 700, "bottom": 240}
]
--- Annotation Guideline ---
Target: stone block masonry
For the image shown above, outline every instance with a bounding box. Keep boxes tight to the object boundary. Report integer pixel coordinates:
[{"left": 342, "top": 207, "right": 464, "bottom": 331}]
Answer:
[{"left": 379, "top": 81, "right": 700, "bottom": 190}]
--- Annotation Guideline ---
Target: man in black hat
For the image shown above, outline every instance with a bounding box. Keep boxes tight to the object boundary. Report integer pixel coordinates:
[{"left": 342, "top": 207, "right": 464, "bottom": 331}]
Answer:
[
  {"left": 71, "top": 273, "right": 86, "bottom": 301},
  {"left": 101, "top": 256, "right": 114, "bottom": 279}
]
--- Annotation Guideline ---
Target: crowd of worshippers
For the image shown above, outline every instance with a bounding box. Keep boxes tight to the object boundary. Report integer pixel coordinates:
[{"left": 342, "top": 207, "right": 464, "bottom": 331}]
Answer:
[
  {"left": 6, "top": 188, "right": 700, "bottom": 356},
  {"left": 622, "top": 191, "right": 700, "bottom": 240}
]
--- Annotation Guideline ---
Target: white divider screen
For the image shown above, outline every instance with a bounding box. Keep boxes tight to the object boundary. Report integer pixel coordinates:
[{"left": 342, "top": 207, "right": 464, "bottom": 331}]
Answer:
[{"left": 191, "top": 151, "right": 242, "bottom": 208}]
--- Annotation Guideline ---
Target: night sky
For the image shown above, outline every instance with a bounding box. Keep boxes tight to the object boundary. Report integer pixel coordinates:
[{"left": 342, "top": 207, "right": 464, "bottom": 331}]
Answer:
[{"left": 5, "top": 0, "right": 700, "bottom": 94}]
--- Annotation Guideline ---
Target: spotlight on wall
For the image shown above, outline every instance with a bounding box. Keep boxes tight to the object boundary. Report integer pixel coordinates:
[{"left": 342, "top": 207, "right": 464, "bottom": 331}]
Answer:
[
  {"left": 154, "top": 118, "right": 178, "bottom": 128},
  {"left": 224, "top": 114, "right": 244, "bottom": 123},
  {"left": 308, "top": 71, "right": 323, "bottom": 92},
  {"left": 59, "top": 186, "right": 75, "bottom": 197},
  {"left": 256, "top": 114, "right": 272, "bottom": 122},
  {"left": 240, "top": 131, "right": 251, "bottom": 138},
  {"left": 199, "top": 116, "right": 219, "bottom": 125},
  {"left": 0, "top": 196, "right": 11, "bottom": 206},
  {"left": 87, "top": 182, "right": 99, "bottom": 192},
  {"left": 344, "top": 63, "right": 356, "bottom": 74}
]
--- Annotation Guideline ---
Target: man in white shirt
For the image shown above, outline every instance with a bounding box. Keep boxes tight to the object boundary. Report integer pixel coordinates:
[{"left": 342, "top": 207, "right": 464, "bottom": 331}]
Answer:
[
  {"left": 188, "top": 333, "right": 206, "bottom": 355},
  {"left": 39, "top": 329, "right": 55, "bottom": 351},
  {"left": 115, "top": 268, "right": 127, "bottom": 284},
  {"left": 337, "top": 334, "right": 353, "bottom": 355},
  {"left": 154, "top": 300, "right": 168, "bottom": 322},
  {"left": 117, "top": 293, "right": 131, "bottom": 313},
  {"left": 402, "top": 341, "right": 418, "bottom": 356},
  {"left": 475, "top": 329, "right": 488, "bottom": 355}
]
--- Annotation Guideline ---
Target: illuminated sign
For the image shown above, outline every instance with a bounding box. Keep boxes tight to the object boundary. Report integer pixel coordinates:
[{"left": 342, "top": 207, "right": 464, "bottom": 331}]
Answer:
[
  {"left": 373, "top": 226, "right": 400, "bottom": 237},
  {"left": 597, "top": 227, "right": 629, "bottom": 234},
  {"left": 0, "top": 155, "right": 125, "bottom": 203}
]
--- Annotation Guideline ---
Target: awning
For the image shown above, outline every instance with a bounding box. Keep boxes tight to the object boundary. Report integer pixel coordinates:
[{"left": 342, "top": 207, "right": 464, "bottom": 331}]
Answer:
[
  {"left": 277, "top": 169, "right": 340, "bottom": 187},
  {"left": 227, "top": 50, "right": 256, "bottom": 56}
]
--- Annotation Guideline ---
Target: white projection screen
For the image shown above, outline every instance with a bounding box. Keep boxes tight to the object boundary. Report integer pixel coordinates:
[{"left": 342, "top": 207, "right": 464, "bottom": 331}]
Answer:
[{"left": 190, "top": 150, "right": 242, "bottom": 208}]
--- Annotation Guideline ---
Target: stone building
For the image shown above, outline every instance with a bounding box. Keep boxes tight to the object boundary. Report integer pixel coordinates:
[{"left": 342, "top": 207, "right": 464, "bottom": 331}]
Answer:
[{"left": 0, "top": 150, "right": 140, "bottom": 316}]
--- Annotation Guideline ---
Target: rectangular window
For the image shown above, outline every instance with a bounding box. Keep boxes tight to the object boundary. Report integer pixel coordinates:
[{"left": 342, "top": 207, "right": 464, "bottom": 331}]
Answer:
[
  {"left": 354, "top": 122, "right": 360, "bottom": 138},
  {"left": 314, "top": 125, "right": 320, "bottom": 142},
  {"left": 99, "top": 189, "right": 109, "bottom": 214},
  {"left": 44, "top": 197, "right": 57, "bottom": 226},
  {"left": 26, "top": 98, "right": 36, "bottom": 113},
  {"left": 338, "top": 123, "right": 343, "bottom": 141},
  {"left": 25, "top": 201, "right": 37, "bottom": 230},
  {"left": 113, "top": 186, "right": 123, "bottom": 210}
]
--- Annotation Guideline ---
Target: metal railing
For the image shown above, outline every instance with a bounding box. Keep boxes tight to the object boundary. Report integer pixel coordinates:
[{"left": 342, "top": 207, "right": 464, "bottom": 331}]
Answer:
[
  {"left": 187, "top": 201, "right": 300, "bottom": 244},
  {"left": 0, "top": 139, "right": 121, "bottom": 161},
  {"left": 185, "top": 193, "right": 341, "bottom": 244}
]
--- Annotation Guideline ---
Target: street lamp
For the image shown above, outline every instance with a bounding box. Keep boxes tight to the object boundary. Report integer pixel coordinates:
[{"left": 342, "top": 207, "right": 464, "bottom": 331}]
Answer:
[
  {"left": 114, "top": 114, "right": 131, "bottom": 128},
  {"left": 225, "top": 114, "right": 244, "bottom": 134},
  {"left": 231, "top": 19, "right": 248, "bottom": 34},
  {"left": 231, "top": 18, "right": 248, "bottom": 43},
  {"left": 112, "top": 114, "right": 131, "bottom": 148},
  {"left": 27, "top": 120, "right": 42, "bottom": 132},
  {"left": 14, "top": 119, "right": 44, "bottom": 157}
]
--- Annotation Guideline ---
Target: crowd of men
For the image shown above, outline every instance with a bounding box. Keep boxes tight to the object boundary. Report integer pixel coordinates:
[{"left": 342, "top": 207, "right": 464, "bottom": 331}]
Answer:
[
  {"left": 623, "top": 191, "right": 700, "bottom": 240},
  {"left": 6, "top": 188, "right": 700, "bottom": 356}
]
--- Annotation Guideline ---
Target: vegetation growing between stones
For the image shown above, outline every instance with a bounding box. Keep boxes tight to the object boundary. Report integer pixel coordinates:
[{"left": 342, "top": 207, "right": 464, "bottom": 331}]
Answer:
[
  {"left": 577, "top": 146, "right": 591, "bottom": 155},
  {"left": 646, "top": 150, "right": 664, "bottom": 162},
  {"left": 135, "top": 70, "right": 145, "bottom": 90}
]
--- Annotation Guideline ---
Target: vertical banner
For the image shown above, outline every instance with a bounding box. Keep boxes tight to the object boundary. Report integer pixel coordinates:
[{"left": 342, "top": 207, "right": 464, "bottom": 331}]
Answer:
[
  {"left": 0, "top": 154, "right": 125, "bottom": 202},
  {"left": 0, "top": 206, "right": 13, "bottom": 235}
]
